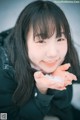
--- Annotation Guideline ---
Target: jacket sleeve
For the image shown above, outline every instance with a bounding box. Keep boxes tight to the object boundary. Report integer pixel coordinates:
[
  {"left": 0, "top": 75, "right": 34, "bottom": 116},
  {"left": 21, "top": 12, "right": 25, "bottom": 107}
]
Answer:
[
  {"left": 47, "top": 86, "right": 73, "bottom": 120},
  {"left": 0, "top": 67, "right": 55, "bottom": 120},
  {"left": 0, "top": 46, "right": 55, "bottom": 120},
  {"left": 0, "top": 67, "right": 21, "bottom": 120},
  {"left": 20, "top": 85, "right": 73, "bottom": 120},
  {"left": 0, "top": 28, "right": 12, "bottom": 46},
  {"left": 0, "top": 66, "right": 73, "bottom": 120},
  {"left": 19, "top": 82, "right": 55, "bottom": 119}
]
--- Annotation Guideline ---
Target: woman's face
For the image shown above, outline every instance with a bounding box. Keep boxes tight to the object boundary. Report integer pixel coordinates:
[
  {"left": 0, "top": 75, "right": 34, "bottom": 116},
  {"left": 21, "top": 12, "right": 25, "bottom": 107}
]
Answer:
[{"left": 27, "top": 27, "right": 68, "bottom": 74}]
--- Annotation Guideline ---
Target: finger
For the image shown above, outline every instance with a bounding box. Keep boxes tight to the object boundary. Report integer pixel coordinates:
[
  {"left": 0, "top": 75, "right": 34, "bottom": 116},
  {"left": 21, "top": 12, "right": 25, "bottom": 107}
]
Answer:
[
  {"left": 64, "top": 79, "right": 72, "bottom": 86},
  {"left": 49, "top": 84, "right": 66, "bottom": 90},
  {"left": 57, "top": 86, "right": 66, "bottom": 90},
  {"left": 64, "top": 72, "right": 77, "bottom": 86},
  {"left": 69, "top": 73, "right": 77, "bottom": 81},
  {"left": 49, "top": 81, "right": 64, "bottom": 88},
  {"left": 65, "top": 72, "right": 77, "bottom": 81},
  {"left": 34, "top": 71, "right": 44, "bottom": 79},
  {"left": 58, "top": 63, "right": 71, "bottom": 71}
]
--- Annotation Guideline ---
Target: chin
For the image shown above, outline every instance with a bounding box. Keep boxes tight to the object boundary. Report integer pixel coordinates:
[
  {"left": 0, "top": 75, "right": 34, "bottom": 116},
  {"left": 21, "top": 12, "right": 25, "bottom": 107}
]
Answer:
[
  {"left": 41, "top": 69, "right": 55, "bottom": 74},
  {"left": 39, "top": 65, "right": 59, "bottom": 74}
]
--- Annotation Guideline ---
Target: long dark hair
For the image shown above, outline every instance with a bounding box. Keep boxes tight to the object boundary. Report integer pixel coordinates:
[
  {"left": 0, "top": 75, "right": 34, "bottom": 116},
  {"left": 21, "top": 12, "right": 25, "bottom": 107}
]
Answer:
[{"left": 5, "top": 0, "right": 80, "bottom": 106}]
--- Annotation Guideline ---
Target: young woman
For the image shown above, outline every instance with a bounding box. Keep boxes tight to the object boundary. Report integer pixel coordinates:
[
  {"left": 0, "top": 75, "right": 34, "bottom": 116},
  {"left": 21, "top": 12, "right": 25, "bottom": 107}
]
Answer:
[{"left": 0, "top": 0, "right": 80, "bottom": 120}]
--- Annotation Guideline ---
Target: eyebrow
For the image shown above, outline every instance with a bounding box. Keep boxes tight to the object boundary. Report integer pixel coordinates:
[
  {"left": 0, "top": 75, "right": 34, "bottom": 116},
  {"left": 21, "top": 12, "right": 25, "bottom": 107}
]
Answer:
[
  {"left": 56, "top": 31, "right": 65, "bottom": 37},
  {"left": 36, "top": 32, "right": 65, "bottom": 35},
  {"left": 34, "top": 32, "right": 66, "bottom": 40},
  {"left": 35, "top": 33, "right": 46, "bottom": 36}
]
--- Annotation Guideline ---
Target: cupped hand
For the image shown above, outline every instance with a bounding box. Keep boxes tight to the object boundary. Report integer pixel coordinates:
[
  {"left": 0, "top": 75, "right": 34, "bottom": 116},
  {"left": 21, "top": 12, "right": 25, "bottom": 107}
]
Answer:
[
  {"left": 51, "top": 63, "right": 77, "bottom": 86},
  {"left": 34, "top": 63, "right": 77, "bottom": 94}
]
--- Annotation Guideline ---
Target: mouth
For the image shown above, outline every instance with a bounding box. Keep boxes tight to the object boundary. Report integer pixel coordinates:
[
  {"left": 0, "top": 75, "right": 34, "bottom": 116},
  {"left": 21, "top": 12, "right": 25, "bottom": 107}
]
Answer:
[{"left": 42, "top": 60, "right": 58, "bottom": 67}]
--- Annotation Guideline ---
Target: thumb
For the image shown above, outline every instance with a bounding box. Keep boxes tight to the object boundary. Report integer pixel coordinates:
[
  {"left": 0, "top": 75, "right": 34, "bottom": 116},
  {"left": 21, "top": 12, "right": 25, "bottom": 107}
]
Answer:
[
  {"left": 34, "top": 71, "right": 44, "bottom": 79},
  {"left": 58, "top": 63, "right": 71, "bottom": 71}
]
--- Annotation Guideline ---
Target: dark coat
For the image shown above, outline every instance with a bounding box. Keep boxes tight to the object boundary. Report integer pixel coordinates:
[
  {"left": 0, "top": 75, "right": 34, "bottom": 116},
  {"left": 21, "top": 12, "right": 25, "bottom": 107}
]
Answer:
[{"left": 0, "top": 29, "right": 73, "bottom": 120}]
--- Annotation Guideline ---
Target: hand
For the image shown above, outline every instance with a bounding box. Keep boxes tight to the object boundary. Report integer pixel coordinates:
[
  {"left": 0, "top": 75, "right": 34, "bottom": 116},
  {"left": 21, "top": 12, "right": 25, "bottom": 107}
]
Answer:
[
  {"left": 34, "top": 71, "right": 51, "bottom": 94},
  {"left": 34, "top": 63, "right": 77, "bottom": 94},
  {"left": 51, "top": 63, "right": 77, "bottom": 86}
]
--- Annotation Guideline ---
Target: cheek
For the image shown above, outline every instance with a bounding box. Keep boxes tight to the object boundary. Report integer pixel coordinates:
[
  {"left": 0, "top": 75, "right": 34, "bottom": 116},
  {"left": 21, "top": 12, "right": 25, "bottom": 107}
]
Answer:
[
  {"left": 59, "top": 43, "right": 68, "bottom": 57},
  {"left": 28, "top": 46, "right": 44, "bottom": 62},
  {"left": 63, "top": 46, "right": 68, "bottom": 57}
]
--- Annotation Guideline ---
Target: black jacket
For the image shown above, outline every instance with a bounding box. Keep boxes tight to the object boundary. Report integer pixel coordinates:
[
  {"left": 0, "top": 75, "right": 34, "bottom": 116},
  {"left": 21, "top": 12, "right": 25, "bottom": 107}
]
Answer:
[{"left": 0, "top": 29, "right": 73, "bottom": 120}]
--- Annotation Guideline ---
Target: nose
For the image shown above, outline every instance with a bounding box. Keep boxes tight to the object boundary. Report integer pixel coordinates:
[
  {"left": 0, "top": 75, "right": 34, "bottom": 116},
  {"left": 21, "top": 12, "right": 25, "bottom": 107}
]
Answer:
[{"left": 46, "top": 43, "right": 58, "bottom": 59}]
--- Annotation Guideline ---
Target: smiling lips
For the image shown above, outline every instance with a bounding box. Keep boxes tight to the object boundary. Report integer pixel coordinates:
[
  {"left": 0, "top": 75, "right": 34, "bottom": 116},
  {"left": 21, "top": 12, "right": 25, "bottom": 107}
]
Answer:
[{"left": 42, "top": 60, "right": 58, "bottom": 67}]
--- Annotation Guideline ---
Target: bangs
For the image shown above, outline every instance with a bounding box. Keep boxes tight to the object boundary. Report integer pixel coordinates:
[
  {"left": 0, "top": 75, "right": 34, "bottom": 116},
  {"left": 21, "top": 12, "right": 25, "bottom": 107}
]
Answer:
[{"left": 31, "top": 6, "right": 65, "bottom": 39}]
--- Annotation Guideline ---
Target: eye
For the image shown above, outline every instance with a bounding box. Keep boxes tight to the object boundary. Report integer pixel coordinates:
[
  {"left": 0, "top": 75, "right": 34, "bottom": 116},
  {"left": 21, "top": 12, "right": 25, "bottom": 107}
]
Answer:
[
  {"left": 57, "top": 38, "right": 65, "bottom": 42},
  {"left": 35, "top": 37, "right": 46, "bottom": 43},
  {"left": 38, "top": 40, "right": 46, "bottom": 43}
]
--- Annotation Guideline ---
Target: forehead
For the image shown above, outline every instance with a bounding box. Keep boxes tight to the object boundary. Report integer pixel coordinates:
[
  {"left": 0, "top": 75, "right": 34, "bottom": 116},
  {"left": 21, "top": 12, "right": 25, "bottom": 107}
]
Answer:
[
  {"left": 28, "top": 26, "right": 65, "bottom": 42},
  {"left": 30, "top": 13, "right": 66, "bottom": 40}
]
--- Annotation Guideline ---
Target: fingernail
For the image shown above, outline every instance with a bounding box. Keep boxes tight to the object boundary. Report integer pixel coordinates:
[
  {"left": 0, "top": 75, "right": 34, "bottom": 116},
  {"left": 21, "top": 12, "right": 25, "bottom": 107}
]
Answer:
[
  {"left": 74, "top": 77, "right": 77, "bottom": 81},
  {"left": 69, "top": 82, "right": 72, "bottom": 85},
  {"left": 68, "top": 63, "right": 71, "bottom": 67},
  {"left": 64, "top": 87, "right": 66, "bottom": 90}
]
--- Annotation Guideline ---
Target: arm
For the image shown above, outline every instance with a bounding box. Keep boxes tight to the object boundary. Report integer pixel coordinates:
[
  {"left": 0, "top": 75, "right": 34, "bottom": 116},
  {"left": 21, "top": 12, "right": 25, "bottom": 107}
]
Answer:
[
  {"left": 19, "top": 87, "right": 54, "bottom": 119},
  {"left": 0, "top": 61, "right": 53, "bottom": 120},
  {"left": 0, "top": 62, "right": 76, "bottom": 120},
  {"left": 0, "top": 68, "right": 21, "bottom": 120},
  {"left": 33, "top": 63, "right": 77, "bottom": 115},
  {"left": 48, "top": 85, "right": 73, "bottom": 120}
]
